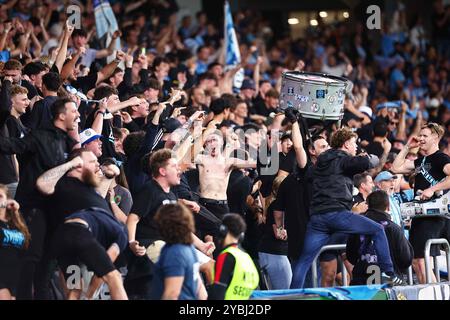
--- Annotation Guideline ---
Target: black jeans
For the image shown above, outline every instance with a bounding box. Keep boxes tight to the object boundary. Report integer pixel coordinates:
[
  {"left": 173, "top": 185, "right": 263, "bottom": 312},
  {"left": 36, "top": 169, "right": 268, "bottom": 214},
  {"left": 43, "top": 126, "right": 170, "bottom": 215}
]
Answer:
[
  {"left": 17, "top": 208, "right": 50, "bottom": 300},
  {"left": 194, "top": 204, "right": 222, "bottom": 240},
  {"left": 199, "top": 198, "right": 229, "bottom": 221}
]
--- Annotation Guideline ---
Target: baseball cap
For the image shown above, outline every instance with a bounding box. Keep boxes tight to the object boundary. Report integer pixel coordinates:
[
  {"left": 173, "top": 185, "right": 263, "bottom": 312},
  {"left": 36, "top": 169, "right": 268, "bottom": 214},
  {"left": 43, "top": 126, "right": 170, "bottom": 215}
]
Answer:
[
  {"left": 162, "top": 118, "right": 182, "bottom": 133},
  {"left": 241, "top": 79, "right": 256, "bottom": 90},
  {"left": 374, "top": 171, "right": 398, "bottom": 183},
  {"left": 343, "top": 111, "right": 363, "bottom": 124},
  {"left": 359, "top": 106, "right": 373, "bottom": 118},
  {"left": 428, "top": 97, "right": 440, "bottom": 109},
  {"left": 79, "top": 128, "right": 102, "bottom": 146}
]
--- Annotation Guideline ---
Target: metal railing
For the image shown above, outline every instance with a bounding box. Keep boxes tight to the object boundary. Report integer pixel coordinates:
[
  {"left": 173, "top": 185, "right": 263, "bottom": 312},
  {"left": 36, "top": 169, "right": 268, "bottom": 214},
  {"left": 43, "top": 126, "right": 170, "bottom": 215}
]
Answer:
[
  {"left": 424, "top": 238, "right": 450, "bottom": 284},
  {"left": 407, "top": 266, "right": 414, "bottom": 285},
  {"left": 311, "top": 244, "right": 347, "bottom": 288}
]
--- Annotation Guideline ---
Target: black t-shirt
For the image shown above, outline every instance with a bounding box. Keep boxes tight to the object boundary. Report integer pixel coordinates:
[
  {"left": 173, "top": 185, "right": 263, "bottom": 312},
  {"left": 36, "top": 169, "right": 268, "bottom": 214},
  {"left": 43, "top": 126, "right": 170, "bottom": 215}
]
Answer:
[
  {"left": 70, "top": 73, "right": 98, "bottom": 94},
  {"left": 254, "top": 102, "right": 271, "bottom": 118},
  {"left": 257, "top": 141, "right": 277, "bottom": 197},
  {"left": 48, "top": 176, "right": 112, "bottom": 231},
  {"left": 258, "top": 201, "right": 288, "bottom": 255},
  {"left": 131, "top": 179, "right": 178, "bottom": 242},
  {"left": 0, "top": 220, "right": 26, "bottom": 250},
  {"left": 28, "top": 96, "right": 59, "bottom": 130},
  {"left": 132, "top": 117, "right": 146, "bottom": 130},
  {"left": 0, "top": 143, "right": 16, "bottom": 184},
  {"left": 432, "top": 10, "right": 450, "bottom": 38},
  {"left": 227, "top": 169, "right": 252, "bottom": 216},
  {"left": 251, "top": 94, "right": 265, "bottom": 116},
  {"left": 184, "top": 169, "right": 200, "bottom": 194},
  {"left": 5, "top": 116, "right": 28, "bottom": 140},
  {"left": 414, "top": 151, "right": 450, "bottom": 194},
  {"left": 0, "top": 115, "right": 27, "bottom": 184},
  {"left": 172, "top": 173, "right": 194, "bottom": 201},
  {"left": 0, "top": 220, "right": 25, "bottom": 288},
  {"left": 21, "top": 80, "right": 39, "bottom": 100},
  {"left": 279, "top": 149, "right": 296, "bottom": 173},
  {"left": 365, "top": 141, "right": 384, "bottom": 158},
  {"left": 353, "top": 193, "right": 365, "bottom": 205},
  {"left": 273, "top": 163, "right": 313, "bottom": 260}
]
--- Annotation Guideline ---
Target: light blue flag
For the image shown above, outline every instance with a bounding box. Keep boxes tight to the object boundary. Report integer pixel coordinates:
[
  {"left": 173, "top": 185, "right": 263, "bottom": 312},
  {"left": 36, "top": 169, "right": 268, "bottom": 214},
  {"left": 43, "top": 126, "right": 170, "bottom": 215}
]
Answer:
[
  {"left": 224, "top": 1, "right": 244, "bottom": 90},
  {"left": 251, "top": 285, "right": 386, "bottom": 300},
  {"left": 93, "top": 0, "right": 118, "bottom": 38},
  {"left": 93, "top": 0, "right": 121, "bottom": 62}
]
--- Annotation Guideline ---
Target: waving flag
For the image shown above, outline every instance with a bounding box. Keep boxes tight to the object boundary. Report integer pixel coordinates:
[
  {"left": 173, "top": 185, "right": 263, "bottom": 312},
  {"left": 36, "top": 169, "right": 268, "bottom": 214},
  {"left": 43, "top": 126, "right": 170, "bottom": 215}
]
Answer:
[
  {"left": 224, "top": 1, "right": 244, "bottom": 90},
  {"left": 93, "top": 0, "right": 118, "bottom": 38},
  {"left": 93, "top": 0, "right": 120, "bottom": 60}
]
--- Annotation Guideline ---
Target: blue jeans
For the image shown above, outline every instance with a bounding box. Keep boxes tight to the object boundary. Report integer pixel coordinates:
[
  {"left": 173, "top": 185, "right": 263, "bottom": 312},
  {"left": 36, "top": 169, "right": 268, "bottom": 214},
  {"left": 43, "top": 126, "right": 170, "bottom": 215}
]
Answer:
[
  {"left": 258, "top": 252, "right": 292, "bottom": 290},
  {"left": 291, "top": 258, "right": 315, "bottom": 288},
  {"left": 290, "top": 210, "right": 394, "bottom": 289}
]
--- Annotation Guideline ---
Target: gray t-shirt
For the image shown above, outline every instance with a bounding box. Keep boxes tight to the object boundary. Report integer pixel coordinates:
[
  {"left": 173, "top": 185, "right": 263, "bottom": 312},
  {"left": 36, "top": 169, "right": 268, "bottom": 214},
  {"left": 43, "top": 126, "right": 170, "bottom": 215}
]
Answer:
[{"left": 68, "top": 47, "right": 98, "bottom": 68}]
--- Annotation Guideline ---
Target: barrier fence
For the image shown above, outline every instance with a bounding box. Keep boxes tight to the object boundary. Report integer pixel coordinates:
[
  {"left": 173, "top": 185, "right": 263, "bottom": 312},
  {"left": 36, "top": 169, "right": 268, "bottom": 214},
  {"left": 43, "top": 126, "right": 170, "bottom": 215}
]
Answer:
[
  {"left": 424, "top": 238, "right": 450, "bottom": 284},
  {"left": 311, "top": 244, "right": 348, "bottom": 288}
]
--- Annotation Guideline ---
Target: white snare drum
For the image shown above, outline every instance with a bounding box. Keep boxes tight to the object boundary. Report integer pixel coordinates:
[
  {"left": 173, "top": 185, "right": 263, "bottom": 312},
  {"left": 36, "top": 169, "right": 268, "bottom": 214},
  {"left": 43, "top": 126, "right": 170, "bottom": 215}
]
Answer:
[{"left": 279, "top": 71, "right": 350, "bottom": 121}]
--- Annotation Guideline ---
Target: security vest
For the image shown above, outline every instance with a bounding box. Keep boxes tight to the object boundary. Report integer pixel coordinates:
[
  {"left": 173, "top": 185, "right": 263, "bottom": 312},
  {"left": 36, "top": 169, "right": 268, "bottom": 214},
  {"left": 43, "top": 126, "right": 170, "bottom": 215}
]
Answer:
[{"left": 221, "top": 245, "right": 259, "bottom": 300}]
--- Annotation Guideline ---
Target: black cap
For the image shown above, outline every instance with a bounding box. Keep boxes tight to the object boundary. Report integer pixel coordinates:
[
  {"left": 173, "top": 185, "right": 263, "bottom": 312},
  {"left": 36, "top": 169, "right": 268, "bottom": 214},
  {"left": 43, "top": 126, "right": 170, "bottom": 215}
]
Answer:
[
  {"left": 343, "top": 111, "right": 363, "bottom": 124},
  {"left": 162, "top": 118, "right": 182, "bottom": 133},
  {"left": 241, "top": 79, "right": 255, "bottom": 90}
]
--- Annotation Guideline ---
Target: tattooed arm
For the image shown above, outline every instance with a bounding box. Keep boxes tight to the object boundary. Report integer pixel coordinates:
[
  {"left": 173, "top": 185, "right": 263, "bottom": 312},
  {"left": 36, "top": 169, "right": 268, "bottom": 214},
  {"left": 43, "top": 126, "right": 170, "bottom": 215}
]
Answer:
[{"left": 36, "top": 157, "right": 83, "bottom": 195}]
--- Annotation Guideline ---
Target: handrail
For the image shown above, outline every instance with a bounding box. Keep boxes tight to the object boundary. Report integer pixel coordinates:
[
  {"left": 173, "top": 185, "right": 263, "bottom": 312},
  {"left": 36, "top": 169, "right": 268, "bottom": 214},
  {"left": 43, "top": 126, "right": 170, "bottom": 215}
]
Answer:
[
  {"left": 311, "top": 244, "right": 347, "bottom": 288},
  {"left": 424, "top": 238, "right": 450, "bottom": 284}
]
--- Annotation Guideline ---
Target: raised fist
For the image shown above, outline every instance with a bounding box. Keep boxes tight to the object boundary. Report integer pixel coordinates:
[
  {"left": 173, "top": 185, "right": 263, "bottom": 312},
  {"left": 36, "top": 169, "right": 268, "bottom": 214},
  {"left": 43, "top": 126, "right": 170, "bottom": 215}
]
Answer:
[{"left": 70, "top": 156, "right": 84, "bottom": 170}]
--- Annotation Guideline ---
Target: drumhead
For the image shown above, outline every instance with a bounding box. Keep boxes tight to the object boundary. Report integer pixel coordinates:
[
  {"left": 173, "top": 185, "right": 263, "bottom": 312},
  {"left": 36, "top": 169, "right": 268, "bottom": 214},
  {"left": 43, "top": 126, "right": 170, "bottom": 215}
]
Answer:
[
  {"left": 280, "top": 71, "right": 349, "bottom": 121},
  {"left": 283, "top": 71, "right": 347, "bottom": 86}
]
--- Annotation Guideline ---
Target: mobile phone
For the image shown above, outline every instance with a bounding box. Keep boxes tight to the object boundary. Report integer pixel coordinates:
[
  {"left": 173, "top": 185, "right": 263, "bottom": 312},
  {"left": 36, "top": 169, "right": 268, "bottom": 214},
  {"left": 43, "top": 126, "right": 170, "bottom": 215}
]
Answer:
[{"left": 141, "top": 48, "right": 146, "bottom": 56}]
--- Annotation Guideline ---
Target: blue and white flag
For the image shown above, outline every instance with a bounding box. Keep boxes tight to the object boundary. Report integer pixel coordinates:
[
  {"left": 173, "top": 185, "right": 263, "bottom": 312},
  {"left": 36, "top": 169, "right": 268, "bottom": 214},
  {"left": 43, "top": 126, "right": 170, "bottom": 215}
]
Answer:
[
  {"left": 93, "top": 0, "right": 118, "bottom": 38},
  {"left": 93, "top": 0, "right": 120, "bottom": 59},
  {"left": 224, "top": 1, "right": 244, "bottom": 90}
]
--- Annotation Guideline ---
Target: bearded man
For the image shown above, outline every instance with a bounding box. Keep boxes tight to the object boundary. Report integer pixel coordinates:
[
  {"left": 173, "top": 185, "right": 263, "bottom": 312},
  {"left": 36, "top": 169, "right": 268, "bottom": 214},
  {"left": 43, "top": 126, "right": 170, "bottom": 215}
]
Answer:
[
  {"left": 36, "top": 149, "right": 127, "bottom": 300},
  {"left": 36, "top": 149, "right": 117, "bottom": 230}
]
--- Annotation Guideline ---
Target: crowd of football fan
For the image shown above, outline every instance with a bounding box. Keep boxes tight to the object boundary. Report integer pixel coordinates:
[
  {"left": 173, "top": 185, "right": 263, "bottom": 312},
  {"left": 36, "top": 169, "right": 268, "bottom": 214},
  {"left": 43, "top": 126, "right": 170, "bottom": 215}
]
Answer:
[{"left": 0, "top": 0, "right": 449, "bottom": 300}]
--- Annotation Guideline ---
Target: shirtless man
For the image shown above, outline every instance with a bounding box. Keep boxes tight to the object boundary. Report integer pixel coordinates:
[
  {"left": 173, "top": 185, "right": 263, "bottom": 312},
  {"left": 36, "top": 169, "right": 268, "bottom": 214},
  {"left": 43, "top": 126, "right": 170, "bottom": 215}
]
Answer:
[{"left": 196, "top": 132, "right": 256, "bottom": 220}]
